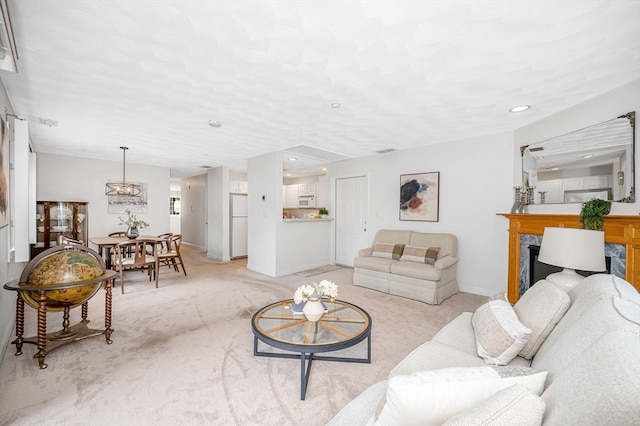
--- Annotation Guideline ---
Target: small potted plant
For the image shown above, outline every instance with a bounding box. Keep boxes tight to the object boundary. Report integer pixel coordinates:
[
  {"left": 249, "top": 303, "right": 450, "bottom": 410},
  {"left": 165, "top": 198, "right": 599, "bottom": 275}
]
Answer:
[
  {"left": 580, "top": 199, "right": 611, "bottom": 231},
  {"left": 318, "top": 208, "right": 329, "bottom": 218}
]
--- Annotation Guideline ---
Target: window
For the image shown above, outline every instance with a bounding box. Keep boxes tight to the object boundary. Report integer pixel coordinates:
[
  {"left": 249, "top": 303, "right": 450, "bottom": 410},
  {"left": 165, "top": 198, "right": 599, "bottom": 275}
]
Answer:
[{"left": 170, "top": 197, "right": 181, "bottom": 215}]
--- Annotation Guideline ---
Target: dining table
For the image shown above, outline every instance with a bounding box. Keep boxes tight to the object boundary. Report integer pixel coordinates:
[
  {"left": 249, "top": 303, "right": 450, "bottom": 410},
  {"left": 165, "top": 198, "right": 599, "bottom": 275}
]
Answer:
[{"left": 89, "top": 235, "right": 164, "bottom": 269}]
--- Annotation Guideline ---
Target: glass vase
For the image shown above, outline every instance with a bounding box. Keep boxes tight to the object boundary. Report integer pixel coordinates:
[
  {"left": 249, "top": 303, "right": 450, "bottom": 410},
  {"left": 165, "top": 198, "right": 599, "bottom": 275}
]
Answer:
[{"left": 126, "top": 225, "right": 139, "bottom": 239}]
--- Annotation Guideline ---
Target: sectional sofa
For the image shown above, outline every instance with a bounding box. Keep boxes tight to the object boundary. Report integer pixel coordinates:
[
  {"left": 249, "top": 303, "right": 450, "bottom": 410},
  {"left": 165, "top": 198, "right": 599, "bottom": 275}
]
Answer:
[
  {"left": 353, "top": 229, "right": 458, "bottom": 305},
  {"left": 328, "top": 273, "right": 640, "bottom": 425}
]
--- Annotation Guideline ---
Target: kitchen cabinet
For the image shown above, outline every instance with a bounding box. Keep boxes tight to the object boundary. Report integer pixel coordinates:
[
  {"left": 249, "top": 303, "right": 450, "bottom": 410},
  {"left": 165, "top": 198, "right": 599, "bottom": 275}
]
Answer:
[
  {"left": 230, "top": 180, "right": 248, "bottom": 194},
  {"left": 31, "top": 201, "right": 88, "bottom": 259},
  {"left": 298, "top": 183, "right": 317, "bottom": 196},
  {"left": 564, "top": 175, "right": 611, "bottom": 191},
  {"left": 285, "top": 185, "right": 299, "bottom": 208}
]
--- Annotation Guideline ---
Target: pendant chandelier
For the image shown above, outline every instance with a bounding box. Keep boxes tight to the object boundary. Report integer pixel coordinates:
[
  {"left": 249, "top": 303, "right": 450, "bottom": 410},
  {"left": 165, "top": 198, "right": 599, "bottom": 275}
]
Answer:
[{"left": 105, "top": 146, "right": 141, "bottom": 196}]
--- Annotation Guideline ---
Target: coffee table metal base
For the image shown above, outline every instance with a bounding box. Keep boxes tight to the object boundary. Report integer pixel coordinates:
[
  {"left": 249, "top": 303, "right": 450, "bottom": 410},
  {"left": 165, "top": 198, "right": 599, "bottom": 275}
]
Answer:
[{"left": 253, "top": 335, "right": 371, "bottom": 400}]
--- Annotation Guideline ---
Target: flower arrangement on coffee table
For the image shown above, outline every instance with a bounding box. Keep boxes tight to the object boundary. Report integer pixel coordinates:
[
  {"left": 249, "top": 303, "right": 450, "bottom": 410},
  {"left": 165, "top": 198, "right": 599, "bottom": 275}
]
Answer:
[{"left": 294, "top": 279, "right": 339, "bottom": 304}]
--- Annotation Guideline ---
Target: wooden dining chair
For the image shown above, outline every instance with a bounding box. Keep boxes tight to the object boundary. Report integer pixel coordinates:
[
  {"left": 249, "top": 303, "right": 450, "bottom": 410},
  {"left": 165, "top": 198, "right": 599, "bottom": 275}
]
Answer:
[
  {"left": 154, "top": 232, "right": 173, "bottom": 253},
  {"left": 112, "top": 238, "right": 159, "bottom": 294},
  {"left": 108, "top": 231, "right": 127, "bottom": 237},
  {"left": 157, "top": 234, "right": 187, "bottom": 276},
  {"left": 58, "top": 235, "right": 85, "bottom": 246}
]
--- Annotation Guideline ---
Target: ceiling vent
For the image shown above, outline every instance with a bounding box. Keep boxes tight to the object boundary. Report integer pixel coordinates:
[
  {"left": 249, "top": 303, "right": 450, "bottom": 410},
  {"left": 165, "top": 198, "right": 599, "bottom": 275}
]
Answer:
[
  {"left": 0, "top": 0, "right": 18, "bottom": 73},
  {"left": 376, "top": 148, "right": 397, "bottom": 154}
]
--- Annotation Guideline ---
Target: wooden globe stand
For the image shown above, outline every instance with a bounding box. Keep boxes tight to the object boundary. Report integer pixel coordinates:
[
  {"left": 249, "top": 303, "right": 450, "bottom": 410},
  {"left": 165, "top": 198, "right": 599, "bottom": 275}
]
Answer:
[{"left": 3, "top": 245, "right": 117, "bottom": 369}]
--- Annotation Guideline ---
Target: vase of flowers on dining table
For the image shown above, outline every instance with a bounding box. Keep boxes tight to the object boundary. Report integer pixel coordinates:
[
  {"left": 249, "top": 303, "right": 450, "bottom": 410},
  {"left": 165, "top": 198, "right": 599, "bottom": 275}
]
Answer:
[{"left": 118, "top": 208, "right": 149, "bottom": 239}]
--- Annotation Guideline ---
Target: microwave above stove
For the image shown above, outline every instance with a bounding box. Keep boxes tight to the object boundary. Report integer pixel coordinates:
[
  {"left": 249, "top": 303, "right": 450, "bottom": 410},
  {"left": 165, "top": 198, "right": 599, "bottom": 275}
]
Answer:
[{"left": 298, "top": 195, "right": 316, "bottom": 207}]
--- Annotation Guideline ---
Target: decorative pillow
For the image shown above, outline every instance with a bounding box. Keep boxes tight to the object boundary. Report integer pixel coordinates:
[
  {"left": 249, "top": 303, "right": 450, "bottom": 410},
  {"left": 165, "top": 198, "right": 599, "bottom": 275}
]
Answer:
[
  {"left": 442, "top": 383, "right": 546, "bottom": 426},
  {"left": 514, "top": 280, "right": 570, "bottom": 359},
  {"left": 399, "top": 245, "right": 440, "bottom": 264},
  {"left": 371, "top": 243, "right": 405, "bottom": 260},
  {"left": 472, "top": 299, "right": 532, "bottom": 365},
  {"left": 375, "top": 366, "right": 547, "bottom": 426}
]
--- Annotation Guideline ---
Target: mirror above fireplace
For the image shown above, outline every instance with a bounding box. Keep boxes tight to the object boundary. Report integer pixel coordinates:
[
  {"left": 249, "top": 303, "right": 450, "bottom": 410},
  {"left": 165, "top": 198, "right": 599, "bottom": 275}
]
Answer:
[{"left": 522, "top": 111, "right": 635, "bottom": 204}]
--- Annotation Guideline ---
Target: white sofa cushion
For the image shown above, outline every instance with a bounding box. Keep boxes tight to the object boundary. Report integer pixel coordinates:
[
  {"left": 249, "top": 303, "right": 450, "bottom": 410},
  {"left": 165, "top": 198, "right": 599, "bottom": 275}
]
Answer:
[
  {"left": 472, "top": 299, "right": 531, "bottom": 365},
  {"left": 442, "top": 383, "right": 546, "bottom": 426},
  {"left": 376, "top": 366, "right": 547, "bottom": 426},
  {"left": 388, "top": 261, "right": 441, "bottom": 281},
  {"left": 353, "top": 256, "right": 396, "bottom": 273},
  {"left": 514, "top": 280, "right": 570, "bottom": 359}
]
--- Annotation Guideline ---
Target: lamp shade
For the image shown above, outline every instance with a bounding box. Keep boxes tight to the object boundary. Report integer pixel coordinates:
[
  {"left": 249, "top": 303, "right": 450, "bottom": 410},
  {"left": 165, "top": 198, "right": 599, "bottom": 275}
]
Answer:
[{"left": 538, "top": 227, "right": 606, "bottom": 272}]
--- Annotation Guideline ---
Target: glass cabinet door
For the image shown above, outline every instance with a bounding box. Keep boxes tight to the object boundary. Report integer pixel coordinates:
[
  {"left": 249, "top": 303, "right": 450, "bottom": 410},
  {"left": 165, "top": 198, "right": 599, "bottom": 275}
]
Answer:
[{"left": 32, "top": 201, "right": 88, "bottom": 259}]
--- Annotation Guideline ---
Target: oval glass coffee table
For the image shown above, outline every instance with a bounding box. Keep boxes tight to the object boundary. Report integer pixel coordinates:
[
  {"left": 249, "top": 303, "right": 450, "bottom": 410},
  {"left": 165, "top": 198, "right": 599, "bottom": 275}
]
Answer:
[{"left": 251, "top": 299, "right": 372, "bottom": 400}]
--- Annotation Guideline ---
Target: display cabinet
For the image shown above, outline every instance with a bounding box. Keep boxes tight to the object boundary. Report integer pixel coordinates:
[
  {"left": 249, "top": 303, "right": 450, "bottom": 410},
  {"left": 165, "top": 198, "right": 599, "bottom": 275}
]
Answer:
[{"left": 31, "top": 201, "right": 88, "bottom": 259}]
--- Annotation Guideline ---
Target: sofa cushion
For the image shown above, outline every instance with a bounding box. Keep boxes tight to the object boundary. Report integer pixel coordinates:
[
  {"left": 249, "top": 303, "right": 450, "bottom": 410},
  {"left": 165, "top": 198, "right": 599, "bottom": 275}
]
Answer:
[
  {"left": 514, "top": 280, "right": 570, "bottom": 359},
  {"left": 532, "top": 295, "right": 640, "bottom": 380},
  {"left": 371, "top": 229, "right": 413, "bottom": 246},
  {"left": 389, "top": 261, "right": 441, "bottom": 281},
  {"left": 539, "top": 325, "right": 640, "bottom": 425},
  {"left": 472, "top": 299, "right": 531, "bottom": 365},
  {"left": 408, "top": 232, "right": 457, "bottom": 259},
  {"left": 353, "top": 256, "right": 396, "bottom": 273},
  {"left": 390, "top": 340, "right": 486, "bottom": 378},
  {"left": 399, "top": 245, "right": 439, "bottom": 264},
  {"left": 376, "top": 366, "right": 547, "bottom": 426},
  {"left": 371, "top": 242, "right": 405, "bottom": 260},
  {"left": 442, "top": 383, "right": 546, "bottom": 426},
  {"left": 432, "top": 312, "right": 532, "bottom": 368},
  {"left": 325, "top": 380, "right": 388, "bottom": 426}
]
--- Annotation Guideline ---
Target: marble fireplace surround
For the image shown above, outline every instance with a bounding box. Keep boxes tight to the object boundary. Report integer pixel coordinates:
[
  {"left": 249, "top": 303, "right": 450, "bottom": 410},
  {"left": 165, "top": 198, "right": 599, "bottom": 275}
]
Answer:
[{"left": 500, "top": 214, "right": 640, "bottom": 302}]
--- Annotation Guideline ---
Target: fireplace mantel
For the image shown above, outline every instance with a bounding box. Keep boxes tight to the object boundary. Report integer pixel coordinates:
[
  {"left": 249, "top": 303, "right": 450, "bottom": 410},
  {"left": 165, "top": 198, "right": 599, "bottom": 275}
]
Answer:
[{"left": 499, "top": 214, "right": 640, "bottom": 302}]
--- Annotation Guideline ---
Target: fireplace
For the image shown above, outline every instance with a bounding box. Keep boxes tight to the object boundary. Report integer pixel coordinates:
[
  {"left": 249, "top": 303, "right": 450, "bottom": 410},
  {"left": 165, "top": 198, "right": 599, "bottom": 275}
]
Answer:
[
  {"left": 499, "top": 213, "right": 640, "bottom": 302},
  {"left": 528, "top": 244, "right": 612, "bottom": 287}
]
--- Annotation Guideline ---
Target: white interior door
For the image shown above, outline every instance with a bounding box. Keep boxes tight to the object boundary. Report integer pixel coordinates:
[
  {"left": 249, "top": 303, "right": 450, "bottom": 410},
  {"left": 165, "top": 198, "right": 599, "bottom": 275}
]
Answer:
[{"left": 335, "top": 176, "right": 368, "bottom": 266}]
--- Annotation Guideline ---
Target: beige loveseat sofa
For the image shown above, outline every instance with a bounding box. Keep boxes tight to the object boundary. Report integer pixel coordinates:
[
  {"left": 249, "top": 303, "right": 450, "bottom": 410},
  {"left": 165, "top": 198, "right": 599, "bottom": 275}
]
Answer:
[
  {"left": 353, "top": 229, "right": 458, "bottom": 304},
  {"left": 328, "top": 274, "right": 640, "bottom": 425}
]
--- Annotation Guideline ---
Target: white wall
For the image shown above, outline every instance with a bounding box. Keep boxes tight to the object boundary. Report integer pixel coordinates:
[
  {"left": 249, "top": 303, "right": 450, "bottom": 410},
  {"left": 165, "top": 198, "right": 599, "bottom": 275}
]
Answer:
[
  {"left": 36, "top": 153, "right": 170, "bottom": 239},
  {"left": 247, "top": 151, "right": 280, "bottom": 276},
  {"left": 180, "top": 174, "right": 207, "bottom": 250},
  {"left": 206, "top": 166, "right": 230, "bottom": 261},
  {"left": 326, "top": 132, "right": 514, "bottom": 297},
  {"left": 0, "top": 80, "right": 27, "bottom": 364},
  {"left": 515, "top": 79, "right": 640, "bottom": 215}
]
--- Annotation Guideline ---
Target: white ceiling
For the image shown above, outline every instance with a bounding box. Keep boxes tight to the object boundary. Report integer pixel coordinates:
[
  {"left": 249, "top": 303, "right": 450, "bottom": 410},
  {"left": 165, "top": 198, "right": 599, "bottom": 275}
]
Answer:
[{"left": 1, "top": 1, "right": 639, "bottom": 179}]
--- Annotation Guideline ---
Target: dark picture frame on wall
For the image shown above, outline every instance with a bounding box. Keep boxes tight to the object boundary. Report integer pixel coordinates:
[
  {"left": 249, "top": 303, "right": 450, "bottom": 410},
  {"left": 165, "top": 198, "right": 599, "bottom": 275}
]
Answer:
[{"left": 400, "top": 171, "right": 440, "bottom": 222}]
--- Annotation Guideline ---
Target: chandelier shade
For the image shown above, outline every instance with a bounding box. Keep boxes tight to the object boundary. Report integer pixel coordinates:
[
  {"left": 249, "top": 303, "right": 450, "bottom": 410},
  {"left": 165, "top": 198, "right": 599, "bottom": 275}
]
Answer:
[{"left": 105, "top": 146, "right": 141, "bottom": 196}]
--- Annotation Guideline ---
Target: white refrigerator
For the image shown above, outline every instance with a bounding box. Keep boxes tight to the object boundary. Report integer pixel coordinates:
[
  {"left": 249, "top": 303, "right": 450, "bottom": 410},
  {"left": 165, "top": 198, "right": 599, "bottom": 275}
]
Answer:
[{"left": 230, "top": 194, "right": 248, "bottom": 258}]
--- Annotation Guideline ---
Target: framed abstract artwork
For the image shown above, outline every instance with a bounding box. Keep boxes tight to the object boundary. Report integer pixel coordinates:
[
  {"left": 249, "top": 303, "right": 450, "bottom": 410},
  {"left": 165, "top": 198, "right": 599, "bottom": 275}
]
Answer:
[{"left": 400, "top": 172, "right": 440, "bottom": 222}]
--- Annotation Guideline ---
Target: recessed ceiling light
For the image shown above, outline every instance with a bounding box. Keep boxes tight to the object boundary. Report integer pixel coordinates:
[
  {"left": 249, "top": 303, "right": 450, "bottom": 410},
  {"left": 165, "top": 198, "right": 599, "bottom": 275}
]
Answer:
[
  {"left": 288, "top": 157, "right": 297, "bottom": 161},
  {"left": 509, "top": 105, "right": 531, "bottom": 113},
  {"left": 331, "top": 102, "right": 341, "bottom": 109},
  {"left": 582, "top": 154, "right": 594, "bottom": 159},
  {"left": 208, "top": 120, "right": 222, "bottom": 127}
]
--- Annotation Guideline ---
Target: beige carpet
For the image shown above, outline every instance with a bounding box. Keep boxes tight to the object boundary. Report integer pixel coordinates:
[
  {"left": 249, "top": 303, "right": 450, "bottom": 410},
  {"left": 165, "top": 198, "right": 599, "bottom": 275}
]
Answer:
[{"left": 0, "top": 246, "right": 485, "bottom": 426}]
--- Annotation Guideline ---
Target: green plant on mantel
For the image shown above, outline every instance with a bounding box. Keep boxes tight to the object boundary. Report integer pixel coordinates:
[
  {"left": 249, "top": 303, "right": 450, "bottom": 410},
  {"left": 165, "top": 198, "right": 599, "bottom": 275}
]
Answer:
[{"left": 580, "top": 199, "right": 611, "bottom": 231}]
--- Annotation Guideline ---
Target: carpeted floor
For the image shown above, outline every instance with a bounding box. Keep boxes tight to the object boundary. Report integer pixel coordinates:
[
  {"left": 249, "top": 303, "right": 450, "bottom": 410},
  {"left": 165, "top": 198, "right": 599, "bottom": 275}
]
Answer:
[{"left": 0, "top": 246, "right": 485, "bottom": 426}]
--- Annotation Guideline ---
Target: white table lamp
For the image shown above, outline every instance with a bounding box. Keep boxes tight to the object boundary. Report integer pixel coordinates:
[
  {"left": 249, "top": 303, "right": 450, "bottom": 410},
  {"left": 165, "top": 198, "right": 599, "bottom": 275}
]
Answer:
[{"left": 537, "top": 227, "right": 606, "bottom": 291}]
